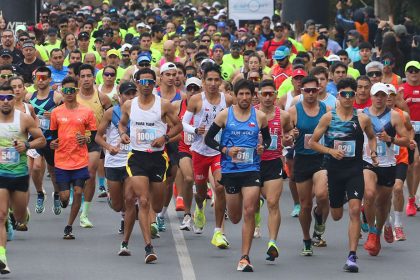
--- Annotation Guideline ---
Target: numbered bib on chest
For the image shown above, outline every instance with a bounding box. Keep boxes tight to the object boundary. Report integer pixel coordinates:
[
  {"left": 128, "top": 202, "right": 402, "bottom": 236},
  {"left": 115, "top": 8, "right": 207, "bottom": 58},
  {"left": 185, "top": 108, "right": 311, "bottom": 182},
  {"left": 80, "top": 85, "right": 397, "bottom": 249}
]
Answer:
[
  {"left": 184, "top": 132, "right": 195, "bottom": 146},
  {"left": 232, "top": 147, "right": 254, "bottom": 164},
  {"left": 136, "top": 128, "right": 157, "bottom": 144},
  {"left": 268, "top": 135, "right": 278, "bottom": 151},
  {"left": 376, "top": 140, "right": 387, "bottom": 156},
  {"left": 334, "top": 140, "right": 355, "bottom": 157},
  {"left": 412, "top": 121, "right": 420, "bottom": 134},
  {"left": 0, "top": 148, "right": 20, "bottom": 164},
  {"left": 392, "top": 144, "right": 400, "bottom": 156},
  {"left": 120, "top": 143, "right": 131, "bottom": 152},
  {"left": 39, "top": 116, "right": 50, "bottom": 130}
]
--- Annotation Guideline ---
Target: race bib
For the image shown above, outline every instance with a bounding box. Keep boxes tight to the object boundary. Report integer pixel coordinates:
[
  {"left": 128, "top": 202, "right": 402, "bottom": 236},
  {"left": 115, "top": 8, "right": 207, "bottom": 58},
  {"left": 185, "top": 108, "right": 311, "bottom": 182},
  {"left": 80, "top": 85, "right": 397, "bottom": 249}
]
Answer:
[
  {"left": 268, "top": 134, "right": 278, "bottom": 151},
  {"left": 376, "top": 140, "right": 387, "bottom": 157},
  {"left": 334, "top": 140, "right": 355, "bottom": 157},
  {"left": 184, "top": 132, "right": 195, "bottom": 146},
  {"left": 120, "top": 143, "right": 131, "bottom": 152},
  {"left": 135, "top": 128, "right": 157, "bottom": 144},
  {"left": 392, "top": 144, "right": 400, "bottom": 156},
  {"left": 39, "top": 116, "right": 50, "bottom": 130},
  {"left": 0, "top": 148, "right": 20, "bottom": 164},
  {"left": 232, "top": 147, "right": 254, "bottom": 164},
  {"left": 304, "top": 134, "right": 324, "bottom": 149},
  {"left": 412, "top": 121, "right": 420, "bottom": 134}
]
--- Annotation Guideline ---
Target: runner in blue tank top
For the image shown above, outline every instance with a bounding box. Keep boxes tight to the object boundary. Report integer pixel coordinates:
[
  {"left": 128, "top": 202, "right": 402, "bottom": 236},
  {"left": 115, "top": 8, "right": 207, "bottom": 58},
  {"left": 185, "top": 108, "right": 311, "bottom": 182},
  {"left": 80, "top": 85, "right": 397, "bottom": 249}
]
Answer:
[
  {"left": 288, "top": 76, "right": 330, "bottom": 255},
  {"left": 309, "top": 78, "right": 378, "bottom": 273},
  {"left": 205, "top": 79, "right": 271, "bottom": 272}
]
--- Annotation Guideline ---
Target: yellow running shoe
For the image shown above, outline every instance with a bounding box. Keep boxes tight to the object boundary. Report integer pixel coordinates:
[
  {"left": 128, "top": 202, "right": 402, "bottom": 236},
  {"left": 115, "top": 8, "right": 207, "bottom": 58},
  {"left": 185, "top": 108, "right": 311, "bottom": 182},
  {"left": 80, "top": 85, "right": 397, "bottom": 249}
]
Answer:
[{"left": 211, "top": 230, "right": 229, "bottom": 249}]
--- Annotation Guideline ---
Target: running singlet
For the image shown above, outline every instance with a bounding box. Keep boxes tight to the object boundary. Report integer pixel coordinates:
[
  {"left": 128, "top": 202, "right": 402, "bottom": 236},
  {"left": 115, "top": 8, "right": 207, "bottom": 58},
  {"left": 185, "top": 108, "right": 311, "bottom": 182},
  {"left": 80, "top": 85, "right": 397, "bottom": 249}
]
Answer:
[
  {"left": 77, "top": 90, "right": 104, "bottom": 126},
  {"left": 105, "top": 105, "right": 132, "bottom": 168},
  {"left": 394, "top": 108, "right": 408, "bottom": 164},
  {"left": 324, "top": 109, "right": 364, "bottom": 164},
  {"left": 362, "top": 107, "right": 396, "bottom": 166},
  {"left": 156, "top": 87, "right": 182, "bottom": 103},
  {"left": 0, "top": 110, "right": 28, "bottom": 177},
  {"left": 402, "top": 83, "right": 420, "bottom": 133},
  {"left": 129, "top": 96, "right": 167, "bottom": 152},
  {"left": 255, "top": 105, "right": 282, "bottom": 161},
  {"left": 29, "top": 90, "right": 56, "bottom": 139},
  {"left": 295, "top": 101, "right": 326, "bottom": 155},
  {"left": 98, "top": 84, "right": 118, "bottom": 105},
  {"left": 191, "top": 92, "right": 226, "bottom": 157},
  {"left": 220, "top": 106, "right": 260, "bottom": 173},
  {"left": 178, "top": 99, "right": 194, "bottom": 154}
]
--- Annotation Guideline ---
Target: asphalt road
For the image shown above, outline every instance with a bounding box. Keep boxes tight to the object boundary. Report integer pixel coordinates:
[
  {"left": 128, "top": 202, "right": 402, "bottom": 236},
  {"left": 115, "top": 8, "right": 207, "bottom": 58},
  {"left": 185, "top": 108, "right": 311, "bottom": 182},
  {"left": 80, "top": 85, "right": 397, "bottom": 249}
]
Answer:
[{"left": 5, "top": 176, "right": 420, "bottom": 280}]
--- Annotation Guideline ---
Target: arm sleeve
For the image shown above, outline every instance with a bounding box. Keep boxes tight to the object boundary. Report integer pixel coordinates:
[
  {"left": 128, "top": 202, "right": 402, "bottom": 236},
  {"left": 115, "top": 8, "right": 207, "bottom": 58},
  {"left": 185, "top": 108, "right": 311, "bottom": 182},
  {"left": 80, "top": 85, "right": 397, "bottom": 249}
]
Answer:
[
  {"left": 260, "top": 126, "right": 272, "bottom": 150},
  {"left": 51, "top": 130, "right": 58, "bottom": 140},
  {"left": 336, "top": 10, "right": 355, "bottom": 30},
  {"left": 204, "top": 122, "right": 223, "bottom": 152},
  {"left": 182, "top": 111, "right": 196, "bottom": 134},
  {"left": 89, "top": 131, "right": 97, "bottom": 143}
]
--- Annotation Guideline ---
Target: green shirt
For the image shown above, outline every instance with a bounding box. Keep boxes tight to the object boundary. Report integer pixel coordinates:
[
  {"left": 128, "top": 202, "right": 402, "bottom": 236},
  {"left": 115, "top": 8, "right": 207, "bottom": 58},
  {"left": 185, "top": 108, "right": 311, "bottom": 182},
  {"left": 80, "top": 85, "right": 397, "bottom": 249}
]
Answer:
[
  {"left": 222, "top": 54, "right": 244, "bottom": 70},
  {"left": 96, "top": 66, "right": 125, "bottom": 85}
]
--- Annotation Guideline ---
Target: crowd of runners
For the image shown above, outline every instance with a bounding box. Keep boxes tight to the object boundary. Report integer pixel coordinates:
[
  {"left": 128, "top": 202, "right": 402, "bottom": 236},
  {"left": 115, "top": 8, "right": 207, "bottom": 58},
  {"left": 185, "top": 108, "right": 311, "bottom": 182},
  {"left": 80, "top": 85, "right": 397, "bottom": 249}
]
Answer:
[{"left": 0, "top": 0, "right": 419, "bottom": 275}]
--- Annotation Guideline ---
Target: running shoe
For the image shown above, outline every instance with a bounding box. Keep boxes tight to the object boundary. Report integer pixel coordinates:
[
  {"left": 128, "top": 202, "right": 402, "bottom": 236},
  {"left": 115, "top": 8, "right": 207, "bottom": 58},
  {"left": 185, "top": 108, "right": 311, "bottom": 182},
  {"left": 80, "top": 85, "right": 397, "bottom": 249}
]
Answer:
[
  {"left": 343, "top": 254, "right": 359, "bottom": 273},
  {"left": 193, "top": 201, "right": 206, "bottom": 234},
  {"left": 15, "top": 222, "right": 28, "bottom": 231},
  {"left": 0, "top": 254, "right": 10, "bottom": 275},
  {"left": 118, "top": 220, "right": 124, "bottom": 234},
  {"left": 35, "top": 192, "right": 46, "bottom": 214},
  {"left": 313, "top": 207, "right": 326, "bottom": 236},
  {"left": 364, "top": 233, "right": 381, "bottom": 256},
  {"left": 6, "top": 216, "right": 14, "bottom": 241},
  {"left": 383, "top": 224, "right": 394, "bottom": 243},
  {"left": 211, "top": 230, "right": 229, "bottom": 249},
  {"left": 291, "top": 204, "right": 300, "bottom": 217},
  {"left": 364, "top": 233, "right": 376, "bottom": 251},
  {"left": 175, "top": 197, "right": 185, "bottom": 211},
  {"left": 145, "top": 244, "right": 157, "bottom": 264},
  {"left": 151, "top": 223, "right": 160, "bottom": 239},
  {"left": 394, "top": 226, "right": 406, "bottom": 241},
  {"left": 312, "top": 233, "right": 327, "bottom": 247},
  {"left": 63, "top": 225, "right": 75, "bottom": 240},
  {"left": 360, "top": 207, "right": 369, "bottom": 232},
  {"left": 266, "top": 241, "right": 279, "bottom": 261},
  {"left": 156, "top": 216, "right": 166, "bottom": 232},
  {"left": 118, "top": 242, "right": 131, "bottom": 256},
  {"left": 406, "top": 197, "right": 417, "bottom": 216},
  {"left": 253, "top": 226, "right": 261, "bottom": 238},
  {"left": 300, "top": 242, "right": 313, "bottom": 256},
  {"left": 237, "top": 255, "right": 253, "bottom": 272},
  {"left": 180, "top": 214, "right": 192, "bottom": 231},
  {"left": 98, "top": 186, "right": 107, "bottom": 198},
  {"left": 79, "top": 215, "right": 93, "bottom": 228},
  {"left": 52, "top": 192, "right": 61, "bottom": 215}
]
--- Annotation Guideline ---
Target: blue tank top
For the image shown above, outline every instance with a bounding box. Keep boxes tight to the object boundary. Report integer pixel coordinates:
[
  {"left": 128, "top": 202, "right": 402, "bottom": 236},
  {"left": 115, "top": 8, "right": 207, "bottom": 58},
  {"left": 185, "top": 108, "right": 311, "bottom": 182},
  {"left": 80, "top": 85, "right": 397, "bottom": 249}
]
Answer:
[
  {"left": 324, "top": 109, "right": 364, "bottom": 164},
  {"left": 295, "top": 101, "right": 327, "bottom": 155},
  {"left": 220, "top": 106, "right": 260, "bottom": 173},
  {"left": 111, "top": 105, "right": 130, "bottom": 136},
  {"left": 29, "top": 90, "right": 56, "bottom": 140},
  {"left": 157, "top": 88, "right": 182, "bottom": 103},
  {"left": 362, "top": 107, "right": 396, "bottom": 137}
]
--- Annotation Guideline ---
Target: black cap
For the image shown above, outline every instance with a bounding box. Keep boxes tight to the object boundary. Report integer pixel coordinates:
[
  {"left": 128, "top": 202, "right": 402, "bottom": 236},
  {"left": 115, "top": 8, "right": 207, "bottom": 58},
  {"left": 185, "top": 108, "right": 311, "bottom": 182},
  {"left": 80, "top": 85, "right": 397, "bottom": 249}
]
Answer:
[
  {"left": 185, "top": 25, "right": 195, "bottom": 34},
  {"left": 47, "top": 28, "right": 58, "bottom": 35},
  {"left": 119, "top": 81, "right": 137, "bottom": 94},
  {"left": 151, "top": 24, "right": 162, "bottom": 33},
  {"left": 0, "top": 49, "right": 13, "bottom": 57},
  {"left": 78, "top": 32, "right": 90, "bottom": 40}
]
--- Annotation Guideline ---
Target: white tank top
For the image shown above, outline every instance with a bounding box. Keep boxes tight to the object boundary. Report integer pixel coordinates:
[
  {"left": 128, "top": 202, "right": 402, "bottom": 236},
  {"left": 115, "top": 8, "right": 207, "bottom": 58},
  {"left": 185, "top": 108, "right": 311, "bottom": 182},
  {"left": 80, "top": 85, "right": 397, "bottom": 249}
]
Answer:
[
  {"left": 285, "top": 91, "right": 295, "bottom": 111},
  {"left": 362, "top": 134, "right": 396, "bottom": 167},
  {"left": 99, "top": 84, "right": 118, "bottom": 104},
  {"left": 129, "top": 96, "right": 167, "bottom": 152},
  {"left": 104, "top": 112, "right": 131, "bottom": 168},
  {"left": 191, "top": 92, "right": 226, "bottom": 156}
]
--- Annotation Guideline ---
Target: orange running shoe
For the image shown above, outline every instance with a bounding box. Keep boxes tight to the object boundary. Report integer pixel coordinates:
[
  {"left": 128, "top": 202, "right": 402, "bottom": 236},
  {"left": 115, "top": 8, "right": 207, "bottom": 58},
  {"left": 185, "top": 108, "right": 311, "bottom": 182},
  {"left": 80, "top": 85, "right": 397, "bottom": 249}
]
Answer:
[
  {"left": 383, "top": 224, "right": 394, "bottom": 243},
  {"left": 175, "top": 196, "right": 185, "bottom": 211},
  {"left": 406, "top": 197, "right": 417, "bottom": 216},
  {"left": 364, "top": 233, "right": 376, "bottom": 252}
]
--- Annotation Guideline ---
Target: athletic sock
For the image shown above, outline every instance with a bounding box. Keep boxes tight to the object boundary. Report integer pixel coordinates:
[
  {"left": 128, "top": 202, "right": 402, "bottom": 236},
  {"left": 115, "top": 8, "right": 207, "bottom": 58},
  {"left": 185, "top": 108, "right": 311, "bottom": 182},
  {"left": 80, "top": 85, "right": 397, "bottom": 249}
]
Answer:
[
  {"left": 314, "top": 206, "right": 323, "bottom": 224},
  {"left": 348, "top": 251, "right": 356, "bottom": 257},
  {"left": 37, "top": 191, "right": 45, "bottom": 198},
  {"left": 385, "top": 215, "right": 392, "bottom": 226},
  {"left": 98, "top": 177, "right": 105, "bottom": 188},
  {"left": 82, "top": 201, "right": 91, "bottom": 217},
  {"left": 121, "top": 211, "right": 125, "bottom": 220},
  {"left": 269, "top": 239, "right": 276, "bottom": 244},
  {"left": 369, "top": 226, "right": 378, "bottom": 234},
  {"left": 303, "top": 239, "right": 312, "bottom": 248},
  {"left": 158, "top": 207, "right": 167, "bottom": 217},
  {"left": 0, "top": 246, "right": 5, "bottom": 256},
  {"left": 394, "top": 211, "right": 402, "bottom": 227},
  {"left": 53, "top": 192, "right": 59, "bottom": 199},
  {"left": 214, "top": 227, "right": 222, "bottom": 233}
]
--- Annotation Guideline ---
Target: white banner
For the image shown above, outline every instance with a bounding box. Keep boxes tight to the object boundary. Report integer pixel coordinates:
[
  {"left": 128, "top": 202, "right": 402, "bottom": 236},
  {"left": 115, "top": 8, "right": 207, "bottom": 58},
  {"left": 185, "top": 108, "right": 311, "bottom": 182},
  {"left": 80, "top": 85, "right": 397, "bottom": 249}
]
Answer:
[{"left": 228, "top": 0, "right": 274, "bottom": 26}]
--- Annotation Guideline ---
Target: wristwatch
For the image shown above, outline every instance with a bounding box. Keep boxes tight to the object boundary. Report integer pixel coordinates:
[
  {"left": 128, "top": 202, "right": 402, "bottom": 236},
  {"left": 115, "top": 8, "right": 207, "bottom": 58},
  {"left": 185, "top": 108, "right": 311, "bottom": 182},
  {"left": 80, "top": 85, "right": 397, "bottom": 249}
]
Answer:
[
  {"left": 164, "top": 134, "right": 170, "bottom": 143},
  {"left": 24, "top": 141, "right": 30, "bottom": 150},
  {"left": 390, "top": 136, "right": 395, "bottom": 144}
]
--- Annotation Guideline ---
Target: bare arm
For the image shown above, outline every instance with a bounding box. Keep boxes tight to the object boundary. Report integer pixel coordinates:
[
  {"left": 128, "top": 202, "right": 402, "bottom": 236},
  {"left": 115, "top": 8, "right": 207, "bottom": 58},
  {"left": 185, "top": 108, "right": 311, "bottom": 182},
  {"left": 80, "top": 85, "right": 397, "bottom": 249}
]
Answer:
[
  {"left": 281, "top": 110, "right": 294, "bottom": 146},
  {"left": 99, "top": 92, "right": 113, "bottom": 110},
  {"left": 95, "top": 108, "right": 119, "bottom": 155},
  {"left": 392, "top": 110, "right": 410, "bottom": 147},
  {"left": 118, "top": 100, "right": 132, "bottom": 144},
  {"left": 360, "top": 113, "right": 378, "bottom": 161},
  {"left": 24, "top": 114, "right": 46, "bottom": 150},
  {"left": 308, "top": 112, "right": 333, "bottom": 155}
]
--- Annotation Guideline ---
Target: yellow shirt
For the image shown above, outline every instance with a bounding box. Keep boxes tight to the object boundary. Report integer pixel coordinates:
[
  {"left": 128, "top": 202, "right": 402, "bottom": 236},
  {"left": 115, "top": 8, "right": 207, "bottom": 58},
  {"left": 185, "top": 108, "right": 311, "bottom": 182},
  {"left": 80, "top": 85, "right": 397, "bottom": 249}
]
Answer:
[
  {"left": 151, "top": 40, "right": 164, "bottom": 55},
  {"left": 222, "top": 54, "right": 244, "bottom": 70},
  {"left": 300, "top": 32, "right": 319, "bottom": 51}
]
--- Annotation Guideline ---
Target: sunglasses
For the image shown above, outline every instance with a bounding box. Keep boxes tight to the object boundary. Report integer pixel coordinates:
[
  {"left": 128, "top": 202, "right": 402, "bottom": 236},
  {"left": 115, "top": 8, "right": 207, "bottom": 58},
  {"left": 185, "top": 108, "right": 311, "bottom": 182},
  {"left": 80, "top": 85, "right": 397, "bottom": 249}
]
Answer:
[
  {"left": 186, "top": 74, "right": 195, "bottom": 78},
  {"left": 62, "top": 87, "right": 78, "bottom": 95},
  {"left": 201, "top": 39, "right": 210, "bottom": 43},
  {"left": 147, "top": 21, "right": 155, "bottom": 25},
  {"left": 339, "top": 90, "right": 355, "bottom": 98},
  {"left": 382, "top": 60, "right": 392, "bottom": 66},
  {"left": 35, "top": 74, "right": 49, "bottom": 81},
  {"left": 274, "top": 28, "right": 283, "bottom": 32},
  {"left": 137, "top": 79, "right": 155, "bottom": 86},
  {"left": 248, "top": 76, "right": 260, "bottom": 82},
  {"left": 259, "top": 91, "right": 275, "bottom": 97},
  {"left": 179, "top": 44, "right": 186, "bottom": 48},
  {"left": 407, "top": 68, "right": 420, "bottom": 74},
  {"left": 367, "top": 71, "right": 382, "bottom": 77},
  {"left": 302, "top": 87, "right": 319, "bottom": 94},
  {"left": 138, "top": 63, "right": 150, "bottom": 67},
  {"left": 186, "top": 85, "right": 200, "bottom": 92},
  {"left": 122, "top": 90, "right": 137, "bottom": 96},
  {"left": 247, "top": 41, "right": 256, "bottom": 47},
  {"left": 19, "top": 37, "right": 29, "bottom": 42},
  {"left": 319, "top": 31, "right": 328, "bottom": 35},
  {"left": 0, "top": 94, "right": 15, "bottom": 101},
  {"left": 59, "top": 25, "right": 68, "bottom": 28},
  {"left": 0, "top": 74, "right": 14, "bottom": 79},
  {"left": 103, "top": 72, "right": 116, "bottom": 77},
  {"left": 122, "top": 54, "right": 129, "bottom": 57}
]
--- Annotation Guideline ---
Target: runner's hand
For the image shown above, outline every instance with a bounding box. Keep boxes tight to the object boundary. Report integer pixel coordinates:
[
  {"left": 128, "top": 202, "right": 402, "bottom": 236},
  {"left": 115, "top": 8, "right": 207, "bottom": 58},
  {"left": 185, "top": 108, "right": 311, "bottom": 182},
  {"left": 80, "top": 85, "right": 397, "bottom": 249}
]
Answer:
[
  {"left": 50, "top": 139, "right": 59, "bottom": 150},
  {"left": 13, "top": 140, "right": 27, "bottom": 153},
  {"left": 377, "top": 131, "right": 391, "bottom": 142},
  {"left": 151, "top": 136, "right": 166, "bottom": 148},
  {"left": 108, "top": 145, "right": 120, "bottom": 156},
  {"left": 409, "top": 139, "right": 417, "bottom": 150},
  {"left": 371, "top": 156, "right": 379, "bottom": 167},
  {"left": 196, "top": 126, "right": 206, "bottom": 135},
  {"left": 76, "top": 133, "right": 87, "bottom": 146},
  {"left": 283, "top": 134, "right": 294, "bottom": 146},
  {"left": 291, "top": 127, "right": 299, "bottom": 138},
  {"left": 120, "top": 133, "right": 130, "bottom": 144},
  {"left": 227, "top": 146, "right": 241, "bottom": 158},
  {"left": 257, "top": 144, "right": 264, "bottom": 155},
  {"left": 329, "top": 148, "right": 345, "bottom": 160},
  {"left": 43, "top": 111, "right": 51, "bottom": 119}
]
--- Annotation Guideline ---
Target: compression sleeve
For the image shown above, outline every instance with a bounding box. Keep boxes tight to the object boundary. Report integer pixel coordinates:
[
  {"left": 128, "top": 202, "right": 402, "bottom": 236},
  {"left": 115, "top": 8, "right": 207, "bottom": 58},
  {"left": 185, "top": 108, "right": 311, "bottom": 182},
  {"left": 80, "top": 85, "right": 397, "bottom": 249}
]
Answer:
[
  {"left": 204, "top": 122, "right": 223, "bottom": 152},
  {"left": 89, "top": 131, "right": 97, "bottom": 143},
  {"left": 182, "top": 111, "right": 196, "bottom": 134},
  {"left": 261, "top": 126, "right": 272, "bottom": 150}
]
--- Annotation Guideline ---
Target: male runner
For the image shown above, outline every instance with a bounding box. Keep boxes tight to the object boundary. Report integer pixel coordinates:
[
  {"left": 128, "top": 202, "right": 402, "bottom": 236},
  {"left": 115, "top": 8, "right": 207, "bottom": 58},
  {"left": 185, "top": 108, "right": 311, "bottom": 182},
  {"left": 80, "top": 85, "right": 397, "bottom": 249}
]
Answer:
[
  {"left": 95, "top": 81, "right": 138, "bottom": 255},
  {"left": 50, "top": 77, "right": 97, "bottom": 239},
  {"left": 182, "top": 64, "right": 234, "bottom": 248},
  {"left": 362, "top": 82, "right": 409, "bottom": 256},
  {"left": 310, "top": 77, "right": 378, "bottom": 272},
  {"left": 288, "top": 76, "right": 330, "bottom": 254},
  {"left": 205, "top": 79, "right": 271, "bottom": 272},
  {"left": 118, "top": 68, "right": 182, "bottom": 263},
  {"left": 0, "top": 84, "right": 46, "bottom": 274}
]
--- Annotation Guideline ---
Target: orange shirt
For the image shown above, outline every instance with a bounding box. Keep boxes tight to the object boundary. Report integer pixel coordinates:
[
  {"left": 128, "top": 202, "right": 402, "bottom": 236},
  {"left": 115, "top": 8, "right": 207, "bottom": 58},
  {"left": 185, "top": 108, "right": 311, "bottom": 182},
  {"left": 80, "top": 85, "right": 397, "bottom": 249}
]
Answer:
[
  {"left": 395, "top": 108, "right": 408, "bottom": 165},
  {"left": 50, "top": 104, "right": 97, "bottom": 170},
  {"left": 300, "top": 32, "right": 319, "bottom": 51}
]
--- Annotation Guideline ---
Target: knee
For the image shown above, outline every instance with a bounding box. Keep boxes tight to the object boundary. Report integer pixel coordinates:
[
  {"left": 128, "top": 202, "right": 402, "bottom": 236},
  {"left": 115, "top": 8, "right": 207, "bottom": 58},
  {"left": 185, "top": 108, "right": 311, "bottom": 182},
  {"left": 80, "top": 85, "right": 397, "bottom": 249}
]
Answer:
[
  {"left": 393, "top": 184, "right": 403, "bottom": 195},
  {"left": 316, "top": 192, "right": 329, "bottom": 204},
  {"left": 139, "top": 197, "right": 150, "bottom": 209},
  {"left": 0, "top": 210, "right": 7, "bottom": 223},
  {"left": 73, "top": 188, "right": 83, "bottom": 196},
  {"left": 243, "top": 204, "right": 257, "bottom": 219},
  {"left": 184, "top": 176, "right": 194, "bottom": 186},
  {"left": 229, "top": 214, "right": 241, "bottom": 224},
  {"left": 364, "top": 190, "right": 375, "bottom": 202},
  {"left": 112, "top": 201, "right": 123, "bottom": 212},
  {"left": 349, "top": 206, "right": 361, "bottom": 220},
  {"left": 214, "top": 184, "right": 225, "bottom": 197},
  {"left": 266, "top": 198, "right": 279, "bottom": 212}
]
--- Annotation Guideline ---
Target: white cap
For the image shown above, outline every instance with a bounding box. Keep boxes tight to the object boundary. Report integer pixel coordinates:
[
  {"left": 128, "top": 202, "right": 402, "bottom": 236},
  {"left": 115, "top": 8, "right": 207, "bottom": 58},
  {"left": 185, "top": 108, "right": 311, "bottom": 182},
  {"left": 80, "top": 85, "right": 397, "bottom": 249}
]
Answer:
[
  {"left": 120, "top": 43, "right": 132, "bottom": 52},
  {"left": 200, "top": 58, "right": 215, "bottom": 67},
  {"left": 145, "top": 25, "right": 151, "bottom": 30},
  {"left": 327, "top": 54, "right": 340, "bottom": 62},
  {"left": 160, "top": 62, "right": 177, "bottom": 74},
  {"left": 185, "top": 77, "right": 202, "bottom": 88},
  {"left": 371, "top": 82, "right": 390, "bottom": 96},
  {"left": 386, "top": 84, "right": 396, "bottom": 94},
  {"left": 15, "top": 24, "right": 27, "bottom": 32},
  {"left": 136, "top": 22, "right": 145, "bottom": 29}
]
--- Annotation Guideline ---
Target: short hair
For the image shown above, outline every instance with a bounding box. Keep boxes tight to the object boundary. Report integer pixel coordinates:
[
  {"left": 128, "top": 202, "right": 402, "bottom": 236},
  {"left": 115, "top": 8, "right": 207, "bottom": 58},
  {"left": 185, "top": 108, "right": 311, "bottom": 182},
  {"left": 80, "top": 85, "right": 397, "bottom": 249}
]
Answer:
[
  {"left": 301, "top": 75, "right": 319, "bottom": 87},
  {"left": 103, "top": 65, "right": 117, "bottom": 75},
  {"left": 359, "top": 41, "right": 372, "bottom": 50},
  {"left": 243, "top": 50, "right": 255, "bottom": 57},
  {"left": 296, "top": 51, "right": 310, "bottom": 61},
  {"left": 186, "top": 42, "right": 197, "bottom": 50},
  {"left": 233, "top": 79, "right": 255, "bottom": 96},
  {"left": 310, "top": 66, "right": 329, "bottom": 79},
  {"left": 134, "top": 67, "right": 156, "bottom": 81},
  {"left": 0, "top": 84, "right": 13, "bottom": 93},
  {"left": 35, "top": 66, "right": 52, "bottom": 77},
  {"left": 129, "top": 45, "right": 141, "bottom": 53},
  {"left": 336, "top": 50, "right": 349, "bottom": 57},
  {"left": 174, "top": 62, "right": 186, "bottom": 76},
  {"left": 337, "top": 77, "right": 357, "bottom": 91},
  {"left": 139, "top": 32, "right": 151, "bottom": 40},
  {"left": 221, "top": 32, "right": 230, "bottom": 40},
  {"left": 68, "top": 62, "right": 83, "bottom": 76},
  {"left": 365, "top": 61, "right": 384, "bottom": 72},
  {"left": 356, "top": 75, "right": 371, "bottom": 84},
  {"left": 314, "top": 57, "right": 329, "bottom": 66},
  {"left": 61, "top": 76, "right": 77, "bottom": 86},
  {"left": 0, "top": 65, "right": 14, "bottom": 72},
  {"left": 259, "top": 79, "right": 276, "bottom": 90},
  {"left": 330, "top": 61, "right": 348, "bottom": 73},
  {"left": 50, "top": 48, "right": 63, "bottom": 57},
  {"left": 69, "top": 49, "right": 82, "bottom": 57},
  {"left": 203, "top": 64, "right": 222, "bottom": 79},
  {"left": 78, "top": 64, "right": 95, "bottom": 76},
  {"left": 185, "top": 66, "right": 197, "bottom": 76}
]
